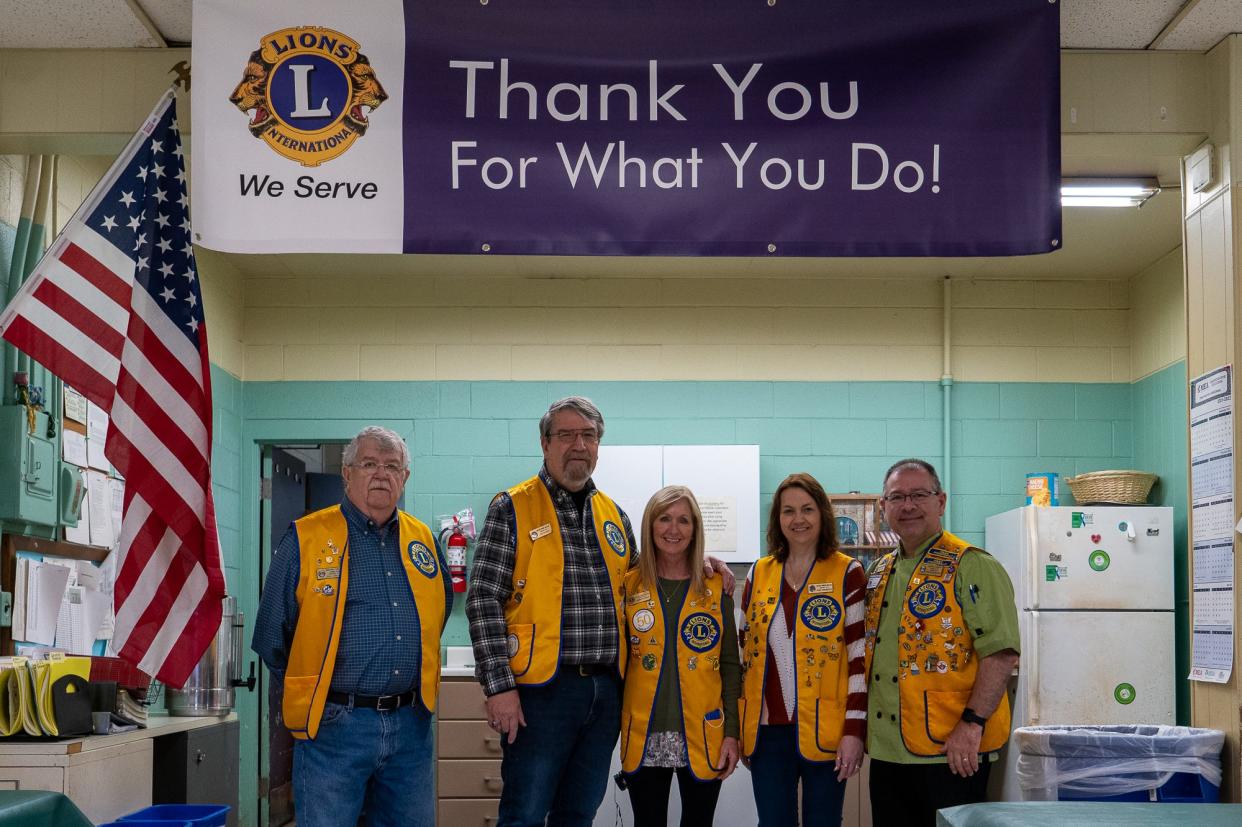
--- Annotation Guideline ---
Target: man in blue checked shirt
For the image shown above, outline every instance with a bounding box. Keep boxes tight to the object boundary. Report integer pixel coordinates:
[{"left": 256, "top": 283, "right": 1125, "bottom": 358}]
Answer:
[{"left": 252, "top": 425, "right": 451, "bottom": 827}]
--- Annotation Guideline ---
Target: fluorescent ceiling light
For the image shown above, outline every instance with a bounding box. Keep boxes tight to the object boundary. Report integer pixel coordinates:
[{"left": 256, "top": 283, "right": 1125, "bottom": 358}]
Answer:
[{"left": 1061, "top": 179, "right": 1160, "bottom": 208}]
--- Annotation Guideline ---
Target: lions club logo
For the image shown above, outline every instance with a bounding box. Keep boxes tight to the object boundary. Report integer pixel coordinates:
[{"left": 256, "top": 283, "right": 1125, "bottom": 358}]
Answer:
[
  {"left": 603, "top": 521, "right": 627, "bottom": 556},
  {"left": 680, "top": 613, "right": 720, "bottom": 653},
  {"left": 909, "top": 581, "right": 947, "bottom": 618},
  {"left": 407, "top": 541, "right": 438, "bottom": 578},
  {"left": 230, "top": 26, "right": 386, "bottom": 166},
  {"left": 800, "top": 596, "right": 842, "bottom": 632}
]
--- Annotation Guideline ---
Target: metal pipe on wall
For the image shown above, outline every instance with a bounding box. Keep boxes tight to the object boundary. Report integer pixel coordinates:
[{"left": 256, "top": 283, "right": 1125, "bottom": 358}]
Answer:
[{"left": 941, "top": 275, "right": 953, "bottom": 529}]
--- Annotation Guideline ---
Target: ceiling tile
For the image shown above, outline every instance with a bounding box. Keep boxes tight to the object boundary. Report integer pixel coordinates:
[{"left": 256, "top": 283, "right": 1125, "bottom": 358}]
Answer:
[
  {"left": 0, "top": 0, "right": 160, "bottom": 48},
  {"left": 1059, "top": 0, "right": 1185, "bottom": 49},
  {"left": 135, "top": 0, "right": 192, "bottom": 45},
  {"left": 1155, "top": 0, "right": 1242, "bottom": 51}
]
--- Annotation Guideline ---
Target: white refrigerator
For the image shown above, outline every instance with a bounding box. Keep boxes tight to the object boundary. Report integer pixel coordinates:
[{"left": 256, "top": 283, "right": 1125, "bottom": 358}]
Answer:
[{"left": 985, "top": 505, "right": 1176, "bottom": 800}]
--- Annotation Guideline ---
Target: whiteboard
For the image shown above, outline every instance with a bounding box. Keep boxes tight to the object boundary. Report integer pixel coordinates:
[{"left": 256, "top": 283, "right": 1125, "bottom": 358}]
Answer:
[
  {"left": 594, "top": 445, "right": 761, "bottom": 562},
  {"left": 592, "top": 445, "right": 664, "bottom": 549}
]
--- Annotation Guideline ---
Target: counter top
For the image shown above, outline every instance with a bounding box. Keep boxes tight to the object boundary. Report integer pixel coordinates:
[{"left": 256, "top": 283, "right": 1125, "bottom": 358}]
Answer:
[{"left": 0, "top": 712, "right": 236, "bottom": 755}]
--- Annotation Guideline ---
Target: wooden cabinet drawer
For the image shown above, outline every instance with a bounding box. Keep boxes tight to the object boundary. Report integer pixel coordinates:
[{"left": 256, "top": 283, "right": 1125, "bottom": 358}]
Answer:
[
  {"left": 437, "top": 798, "right": 499, "bottom": 827},
  {"left": 438, "top": 680, "right": 488, "bottom": 720},
  {"left": 438, "top": 759, "right": 503, "bottom": 798},
  {"left": 438, "top": 721, "right": 504, "bottom": 758}
]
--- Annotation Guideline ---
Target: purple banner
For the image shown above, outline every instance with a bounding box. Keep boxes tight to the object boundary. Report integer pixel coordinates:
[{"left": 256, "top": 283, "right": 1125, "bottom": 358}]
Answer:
[{"left": 402, "top": 0, "right": 1059, "bottom": 257}]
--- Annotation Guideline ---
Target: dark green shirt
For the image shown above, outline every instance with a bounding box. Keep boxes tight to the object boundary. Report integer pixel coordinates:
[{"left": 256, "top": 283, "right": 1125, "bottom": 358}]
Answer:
[{"left": 647, "top": 578, "right": 741, "bottom": 739}]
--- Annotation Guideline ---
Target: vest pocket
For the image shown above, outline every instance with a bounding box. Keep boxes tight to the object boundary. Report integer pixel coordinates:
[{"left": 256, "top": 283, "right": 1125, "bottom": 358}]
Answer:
[
  {"left": 282, "top": 674, "right": 319, "bottom": 733},
  {"left": 507, "top": 623, "right": 536, "bottom": 677},
  {"left": 739, "top": 697, "right": 753, "bottom": 755},
  {"left": 700, "top": 708, "right": 726, "bottom": 775},
  {"left": 619, "top": 711, "right": 632, "bottom": 765},
  {"left": 813, "top": 698, "right": 846, "bottom": 755},
  {"left": 921, "top": 688, "right": 971, "bottom": 746}
]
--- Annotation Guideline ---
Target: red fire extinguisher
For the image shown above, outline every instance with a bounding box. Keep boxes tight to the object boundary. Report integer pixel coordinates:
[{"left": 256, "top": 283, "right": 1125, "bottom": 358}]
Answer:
[{"left": 443, "top": 522, "right": 469, "bottom": 593}]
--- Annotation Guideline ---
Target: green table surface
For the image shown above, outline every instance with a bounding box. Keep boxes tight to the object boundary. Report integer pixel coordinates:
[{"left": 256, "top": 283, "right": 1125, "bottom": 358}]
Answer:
[
  {"left": 0, "top": 791, "right": 93, "bottom": 827},
  {"left": 938, "top": 802, "right": 1242, "bottom": 827}
]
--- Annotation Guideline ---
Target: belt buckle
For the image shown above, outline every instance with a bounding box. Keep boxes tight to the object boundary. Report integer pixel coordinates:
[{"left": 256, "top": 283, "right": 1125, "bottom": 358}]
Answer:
[
  {"left": 375, "top": 693, "right": 400, "bottom": 711},
  {"left": 577, "top": 664, "right": 598, "bottom": 677}
]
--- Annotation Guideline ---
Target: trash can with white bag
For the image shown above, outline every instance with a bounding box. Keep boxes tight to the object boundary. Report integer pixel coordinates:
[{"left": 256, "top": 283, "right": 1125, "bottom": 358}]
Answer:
[{"left": 1014, "top": 725, "right": 1224, "bottom": 803}]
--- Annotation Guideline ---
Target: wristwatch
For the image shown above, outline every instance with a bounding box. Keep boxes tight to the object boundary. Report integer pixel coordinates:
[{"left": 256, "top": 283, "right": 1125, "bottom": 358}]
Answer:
[{"left": 961, "top": 707, "right": 988, "bottom": 728}]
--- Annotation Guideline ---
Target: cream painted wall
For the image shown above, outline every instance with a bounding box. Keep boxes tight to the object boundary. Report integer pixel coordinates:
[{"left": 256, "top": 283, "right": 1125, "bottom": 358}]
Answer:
[
  {"left": 241, "top": 273, "right": 1130, "bottom": 383},
  {"left": 53, "top": 155, "right": 110, "bottom": 233},
  {"left": 1130, "top": 246, "right": 1187, "bottom": 381},
  {"left": 0, "top": 155, "right": 24, "bottom": 226}
]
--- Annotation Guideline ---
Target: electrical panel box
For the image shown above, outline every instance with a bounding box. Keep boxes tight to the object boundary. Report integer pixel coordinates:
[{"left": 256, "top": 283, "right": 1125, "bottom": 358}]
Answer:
[
  {"left": 0, "top": 405, "right": 59, "bottom": 527},
  {"left": 1188, "top": 143, "right": 1214, "bottom": 194}
]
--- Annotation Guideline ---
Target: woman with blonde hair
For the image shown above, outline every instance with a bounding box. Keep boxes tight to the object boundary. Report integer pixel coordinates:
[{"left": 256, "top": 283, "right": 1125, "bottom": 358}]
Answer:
[
  {"left": 740, "top": 473, "right": 867, "bottom": 826},
  {"left": 619, "top": 485, "right": 741, "bottom": 827}
]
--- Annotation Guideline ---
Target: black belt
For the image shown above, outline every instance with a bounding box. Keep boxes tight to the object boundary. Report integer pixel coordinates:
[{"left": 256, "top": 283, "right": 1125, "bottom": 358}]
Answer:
[
  {"left": 573, "top": 664, "right": 611, "bottom": 677},
  {"left": 327, "top": 689, "right": 416, "bottom": 711}
]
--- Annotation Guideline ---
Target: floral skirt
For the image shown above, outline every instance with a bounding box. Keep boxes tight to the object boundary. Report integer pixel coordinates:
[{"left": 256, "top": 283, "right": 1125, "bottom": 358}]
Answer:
[{"left": 641, "top": 730, "right": 688, "bottom": 768}]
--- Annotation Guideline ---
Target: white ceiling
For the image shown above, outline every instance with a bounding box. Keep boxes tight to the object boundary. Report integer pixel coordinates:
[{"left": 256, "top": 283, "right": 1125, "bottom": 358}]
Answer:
[{"left": 1, "top": 0, "right": 1235, "bottom": 281}]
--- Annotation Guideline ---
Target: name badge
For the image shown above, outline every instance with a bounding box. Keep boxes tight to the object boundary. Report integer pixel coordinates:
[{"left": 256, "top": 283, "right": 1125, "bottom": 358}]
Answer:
[
  {"left": 316, "top": 567, "right": 340, "bottom": 580},
  {"left": 866, "top": 575, "right": 882, "bottom": 590},
  {"left": 627, "top": 591, "right": 652, "bottom": 604},
  {"left": 807, "top": 582, "right": 834, "bottom": 594},
  {"left": 530, "top": 523, "right": 553, "bottom": 541}
]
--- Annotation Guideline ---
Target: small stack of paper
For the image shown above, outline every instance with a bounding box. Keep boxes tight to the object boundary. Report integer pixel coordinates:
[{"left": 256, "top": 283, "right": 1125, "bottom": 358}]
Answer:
[{"left": 115, "top": 689, "right": 148, "bottom": 727}]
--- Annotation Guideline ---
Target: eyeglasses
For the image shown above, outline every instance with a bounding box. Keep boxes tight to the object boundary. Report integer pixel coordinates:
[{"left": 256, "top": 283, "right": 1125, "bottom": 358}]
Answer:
[
  {"left": 882, "top": 490, "right": 939, "bottom": 506},
  {"left": 550, "top": 429, "right": 599, "bottom": 445},
  {"left": 352, "top": 460, "right": 405, "bottom": 476}
]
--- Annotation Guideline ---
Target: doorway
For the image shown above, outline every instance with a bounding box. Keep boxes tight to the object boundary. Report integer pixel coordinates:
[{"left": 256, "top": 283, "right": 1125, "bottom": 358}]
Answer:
[{"left": 258, "top": 444, "right": 345, "bottom": 827}]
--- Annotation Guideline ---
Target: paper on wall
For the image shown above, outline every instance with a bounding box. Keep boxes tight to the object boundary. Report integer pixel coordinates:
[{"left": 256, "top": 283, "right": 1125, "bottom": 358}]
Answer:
[
  {"left": 24, "top": 561, "right": 73, "bottom": 646},
  {"left": 1189, "top": 365, "right": 1235, "bottom": 684},
  {"left": 86, "top": 401, "right": 110, "bottom": 470},
  {"left": 63, "top": 386, "right": 88, "bottom": 424},
  {"left": 62, "top": 429, "right": 88, "bottom": 467},
  {"left": 64, "top": 490, "right": 91, "bottom": 545},
  {"left": 698, "top": 497, "right": 738, "bottom": 554},
  {"left": 109, "top": 478, "right": 125, "bottom": 544},
  {"left": 86, "top": 471, "right": 114, "bottom": 547}
]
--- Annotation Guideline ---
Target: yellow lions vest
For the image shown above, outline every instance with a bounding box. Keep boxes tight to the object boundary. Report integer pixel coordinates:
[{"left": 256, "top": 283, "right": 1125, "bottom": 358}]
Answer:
[
  {"left": 620, "top": 571, "right": 728, "bottom": 780},
  {"left": 863, "top": 531, "right": 1012, "bottom": 756},
  {"left": 282, "top": 506, "right": 445, "bottom": 740},
  {"left": 504, "top": 476, "right": 631, "bottom": 685},
  {"left": 740, "top": 552, "right": 852, "bottom": 762}
]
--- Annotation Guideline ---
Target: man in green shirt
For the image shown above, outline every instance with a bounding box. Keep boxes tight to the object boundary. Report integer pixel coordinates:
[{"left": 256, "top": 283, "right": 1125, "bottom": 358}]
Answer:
[{"left": 865, "top": 458, "right": 1020, "bottom": 825}]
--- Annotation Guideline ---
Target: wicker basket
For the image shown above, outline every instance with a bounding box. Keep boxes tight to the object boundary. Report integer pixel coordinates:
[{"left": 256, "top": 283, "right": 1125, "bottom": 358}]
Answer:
[{"left": 1064, "top": 470, "right": 1158, "bottom": 504}]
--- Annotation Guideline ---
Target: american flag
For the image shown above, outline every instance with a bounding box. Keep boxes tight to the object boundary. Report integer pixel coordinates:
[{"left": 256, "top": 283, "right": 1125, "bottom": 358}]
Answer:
[{"left": 0, "top": 90, "right": 225, "bottom": 687}]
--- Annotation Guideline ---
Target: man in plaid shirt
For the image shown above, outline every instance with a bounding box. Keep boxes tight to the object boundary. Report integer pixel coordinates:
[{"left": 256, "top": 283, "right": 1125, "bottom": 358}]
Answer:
[{"left": 467, "top": 397, "right": 636, "bottom": 826}]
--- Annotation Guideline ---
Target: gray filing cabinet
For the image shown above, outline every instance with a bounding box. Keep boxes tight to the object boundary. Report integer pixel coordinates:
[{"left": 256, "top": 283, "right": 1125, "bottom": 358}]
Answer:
[{"left": 152, "top": 719, "right": 240, "bottom": 827}]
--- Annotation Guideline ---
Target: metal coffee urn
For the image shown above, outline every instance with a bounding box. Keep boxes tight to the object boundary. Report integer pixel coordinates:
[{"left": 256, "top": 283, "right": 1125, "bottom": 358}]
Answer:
[{"left": 167, "top": 596, "right": 256, "bottom": 716}]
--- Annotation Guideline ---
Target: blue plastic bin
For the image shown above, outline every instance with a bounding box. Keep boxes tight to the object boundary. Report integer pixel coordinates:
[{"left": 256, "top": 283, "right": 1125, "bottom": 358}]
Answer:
[
  {"left": 118, "top": 805, "right": 229, "bottom": 827},
  {"left": 1014, "top": 725, "right": 1224, "bottom": 803},
  {"left": 1059, "top": 770, "right": 1219, "bottom": 803}
]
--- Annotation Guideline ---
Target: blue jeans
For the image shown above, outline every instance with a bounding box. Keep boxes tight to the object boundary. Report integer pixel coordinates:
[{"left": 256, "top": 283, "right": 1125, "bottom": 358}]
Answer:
[
  {"left": 498, "top": 670, "right": 622, "bottom": 827},
  {"left": 292, "top": 701, "right": 434, "bottom": 827},
  {"left": 749, "top": 724, "right": 846, "bottom": 827}
]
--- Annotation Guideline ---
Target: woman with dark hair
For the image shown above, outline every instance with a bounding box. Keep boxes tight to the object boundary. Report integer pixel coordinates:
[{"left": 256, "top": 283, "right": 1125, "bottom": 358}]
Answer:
[
  {"left": 740, "top": 473, "right": 867, "bottom": 826},
  {"left": 619, "top": 485, "right": 741, "bottom": 827}
]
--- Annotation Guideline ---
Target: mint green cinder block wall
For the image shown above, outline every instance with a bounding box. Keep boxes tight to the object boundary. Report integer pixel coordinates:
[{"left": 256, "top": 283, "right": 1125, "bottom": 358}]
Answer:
[
  {"left": 209, "top": 374, "right": 1189, "bottom": 826},
  {"left": 1132, "top": 361, "right": 1190, "bottom": 724},
  {"left": 237, "top": 378, "right": 1138, "bottom": 647}
]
